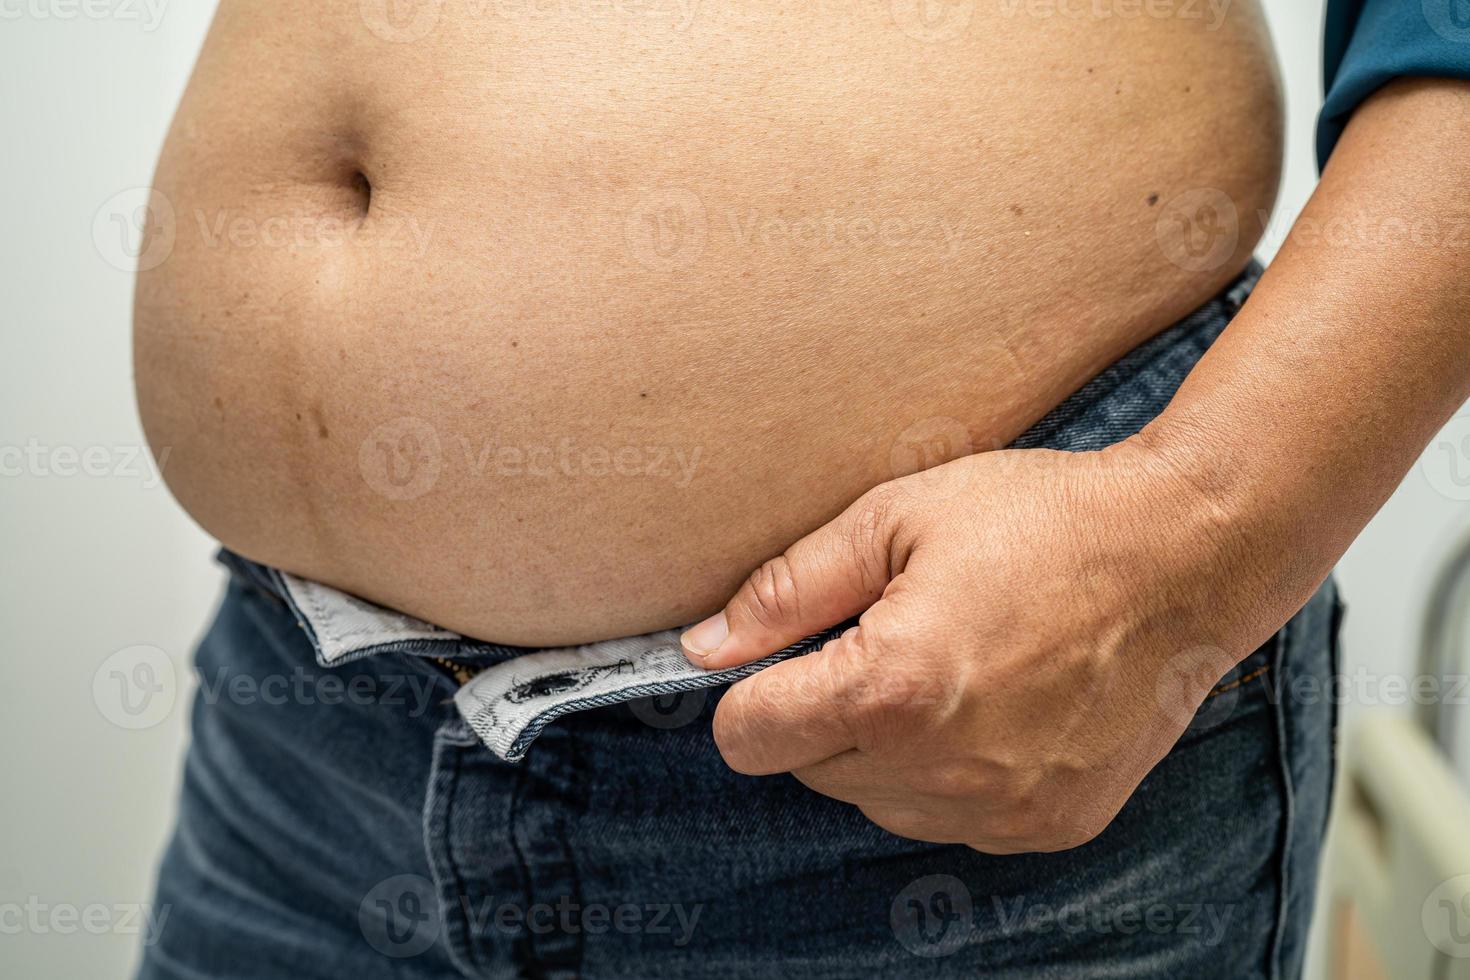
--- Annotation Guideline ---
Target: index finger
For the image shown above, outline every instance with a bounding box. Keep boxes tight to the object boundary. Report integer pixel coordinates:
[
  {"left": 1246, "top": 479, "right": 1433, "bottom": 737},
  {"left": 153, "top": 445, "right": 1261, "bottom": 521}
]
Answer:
[{"left": 712, "top": 630, "right": 867, "bottom": 775}]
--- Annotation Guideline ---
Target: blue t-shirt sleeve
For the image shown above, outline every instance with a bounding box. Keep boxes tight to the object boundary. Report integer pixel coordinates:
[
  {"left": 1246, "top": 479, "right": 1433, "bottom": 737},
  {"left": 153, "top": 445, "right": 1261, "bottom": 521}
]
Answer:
[{"left": 1318, "top": 0, "right": 1470, "bottom": 167}]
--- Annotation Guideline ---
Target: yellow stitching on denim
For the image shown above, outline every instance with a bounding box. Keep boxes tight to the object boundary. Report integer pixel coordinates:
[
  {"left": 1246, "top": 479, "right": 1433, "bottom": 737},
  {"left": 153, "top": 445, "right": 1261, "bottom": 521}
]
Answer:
[{"left": 1206, "top": 664, "right": 1270, "bottom": 700}]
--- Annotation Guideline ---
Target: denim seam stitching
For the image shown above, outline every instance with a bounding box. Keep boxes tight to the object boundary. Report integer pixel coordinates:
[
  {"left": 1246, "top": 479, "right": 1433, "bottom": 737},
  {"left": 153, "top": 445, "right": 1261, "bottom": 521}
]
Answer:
[
  {"left": 1207, "top": 664, "right": 1271, "bottom": 700},
  {"left": 506, "top": 756, "right": 539, "bottom": 976},
  {"left": 1265, "top": 621, "right": 1296, "bottom": 980},
  {"left": 1322, "top": 590, "right": 1346, "bottom": 840},
  {"left": 562, "top": 732, "right": 587, "bottom": 979},
  {"left": 425, "top": 726, "right": 486, "bottom": 980}
]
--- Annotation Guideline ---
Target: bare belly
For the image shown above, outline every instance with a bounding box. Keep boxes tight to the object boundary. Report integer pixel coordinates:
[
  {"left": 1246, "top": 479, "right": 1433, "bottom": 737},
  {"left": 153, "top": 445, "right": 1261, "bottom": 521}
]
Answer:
[{"left": 134, "top": 0, "right": 1282, "bottom": 645}]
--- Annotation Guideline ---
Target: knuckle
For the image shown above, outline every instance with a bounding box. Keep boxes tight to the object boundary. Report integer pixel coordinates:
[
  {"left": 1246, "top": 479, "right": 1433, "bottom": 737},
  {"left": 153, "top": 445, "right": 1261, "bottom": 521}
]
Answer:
[
  {"left": 828, "top": 654, "right": 927, "bottom": 748},
  {"left": 821, "top": 653, "right": 876, "bottom": 740},
  {"left": 990, "top": 764, "right": 1043, "bottom": 812},
  {"left": 836, "top": 623, "right": 937, "bottom": 717},
  {"left": 857, "top": 480, "right": 902, "bottom": 522},
  {"left": 921, "top": 759, "right": 988, "bottom": 801},
  {"left": 849, "top": 485, "right": 898, "bottom": 552},
  {"left": 739, "top": 555, "right": 801, "bottom": 631},
  {"left": 849, "top": 484, "right": 913, "bottom": 572},
  {"left": 852, "top": 614, "right": 899, "bottom": 658},
  {"left": 847, "top": 673, "right": 927, "bottom": 737},
  {"left": 854, "top": 612, "right": 927, "bottom": 668}
]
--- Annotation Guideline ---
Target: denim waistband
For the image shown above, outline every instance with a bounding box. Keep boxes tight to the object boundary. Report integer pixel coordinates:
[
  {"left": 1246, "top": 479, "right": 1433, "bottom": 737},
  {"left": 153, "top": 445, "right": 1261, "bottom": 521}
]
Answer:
[{"left": 221, "top": 260, "right": 1263, "bottom": 761}]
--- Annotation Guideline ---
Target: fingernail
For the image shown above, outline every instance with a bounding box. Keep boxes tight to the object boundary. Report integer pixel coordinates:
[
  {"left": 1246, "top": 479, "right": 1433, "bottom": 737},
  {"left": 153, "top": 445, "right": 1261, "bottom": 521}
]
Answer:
[{"left": 680, "top": 612, "right": 729, "bottom": 662}]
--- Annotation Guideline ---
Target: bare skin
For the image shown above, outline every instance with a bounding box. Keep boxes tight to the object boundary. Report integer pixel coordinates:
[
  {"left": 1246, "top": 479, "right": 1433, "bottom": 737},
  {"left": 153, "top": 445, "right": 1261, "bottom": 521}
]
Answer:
[
  {"left": 134, "top": 0, "right": 1282, "bottom": 645},
  {"left": 689, "top": 79, "right": 1470, "bottom": 852}
]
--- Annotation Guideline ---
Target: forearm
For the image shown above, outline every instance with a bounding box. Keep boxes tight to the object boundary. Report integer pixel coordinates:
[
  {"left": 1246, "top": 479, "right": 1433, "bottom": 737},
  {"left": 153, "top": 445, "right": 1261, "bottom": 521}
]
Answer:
[{"left": 1143, "top": 78, "right": 1470, "bottom": 623}]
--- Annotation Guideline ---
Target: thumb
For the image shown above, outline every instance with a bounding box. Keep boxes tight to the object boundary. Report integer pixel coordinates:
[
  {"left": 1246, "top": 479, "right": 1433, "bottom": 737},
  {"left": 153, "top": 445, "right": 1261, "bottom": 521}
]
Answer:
[{"left": 680, "top": 487, "right": 906, "bottom": 669}]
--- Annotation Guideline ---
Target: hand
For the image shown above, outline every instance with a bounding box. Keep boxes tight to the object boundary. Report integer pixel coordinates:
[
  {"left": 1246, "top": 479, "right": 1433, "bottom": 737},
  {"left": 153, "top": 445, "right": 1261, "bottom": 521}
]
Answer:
[{"left": 679, "top": 434, "right": 1293, "bottom": 853}]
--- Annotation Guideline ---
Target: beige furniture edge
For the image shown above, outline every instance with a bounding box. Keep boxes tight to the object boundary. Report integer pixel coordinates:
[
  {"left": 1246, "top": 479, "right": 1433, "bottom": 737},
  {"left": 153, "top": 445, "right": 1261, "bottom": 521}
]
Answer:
[{"left": 1327, "top": 713, "right": 1470, "bottom": 979}]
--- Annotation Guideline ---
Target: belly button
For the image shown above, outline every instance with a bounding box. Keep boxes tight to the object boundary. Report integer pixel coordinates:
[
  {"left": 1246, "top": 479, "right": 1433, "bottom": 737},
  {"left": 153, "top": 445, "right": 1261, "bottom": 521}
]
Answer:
[{"left": 350, "top": 170, "right": 372, "bottom": 219}]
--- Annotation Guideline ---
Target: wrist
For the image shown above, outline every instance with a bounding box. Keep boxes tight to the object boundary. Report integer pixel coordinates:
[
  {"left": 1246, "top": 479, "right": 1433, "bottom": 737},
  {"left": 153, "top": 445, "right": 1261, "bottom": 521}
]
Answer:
[
  {"left": 1123, "top": 411, "right": 1334, "bottom": 652},
  {"left": 1131, "top": 413, "right": 1252, "bottom": 528}
]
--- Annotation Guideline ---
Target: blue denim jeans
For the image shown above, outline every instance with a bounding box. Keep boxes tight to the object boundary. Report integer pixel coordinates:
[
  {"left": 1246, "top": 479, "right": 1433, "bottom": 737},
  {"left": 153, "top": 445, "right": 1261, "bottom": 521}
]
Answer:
[{"left": 138, "top": 261, "right": 1343, "bottom": 979}]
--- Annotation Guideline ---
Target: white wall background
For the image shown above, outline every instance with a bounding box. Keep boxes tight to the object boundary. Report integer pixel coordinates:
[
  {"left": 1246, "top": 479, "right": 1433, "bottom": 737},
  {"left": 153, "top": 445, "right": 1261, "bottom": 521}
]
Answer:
[{"left": 1, "top": 1, "right": 1466, "bottom": 977}]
